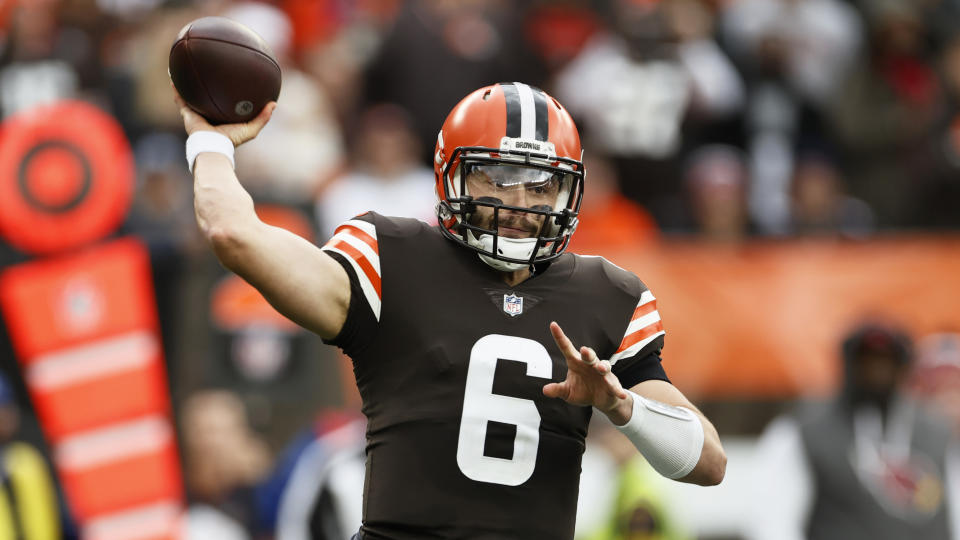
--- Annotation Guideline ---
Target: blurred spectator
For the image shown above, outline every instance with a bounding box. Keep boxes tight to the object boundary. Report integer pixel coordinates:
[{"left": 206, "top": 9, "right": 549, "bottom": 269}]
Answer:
[
  {"left": 665, "top": 144, "right": 752, "bottom": 241},
  {"left": 566, "top": 154, "right": 658, "bottom": 256},
  {"left": 908, "top": 333, "right": 960, "bottom": 433},
  {"left": 226, "top": 2, "right": 346, "bottom": 203},
  {"left": 126, "top": 130, "right": 203, "bottom": 262},
  {"left": 721, "top": 0, "right": 862, "bottom": 234},
  {"left": 0, "top": 0, "right": 106, "bottom": 118},
  {"left": 120, "top": 5, "right": 202, "bottom": 135},
  {"left": 911, "top": 30, "right": 960, "bottom": 228},
  {"left": 293, "top": 0, "right": 392, "bottom": 129},
  {"left": 0, "top": 374, "right": 63, "bottom": 539},
  {"left": 788, "top": 152, "right": 875, "bottom": 238},
  {"left": 282, "top": 0, "right": 399, "bottom": 62},
  {"left": 125, "top": 131, "right": 204, "bottom": 397},
  {"left": 0, "top": 2, "right": 14, "bottom": 54},
  {"left": 275, "top": 411, "right": 365, "bottom": 540},
  {"left": 523, "top": 1, "right": 603, "bottom": 72},
  {"left": 917, "top": 0, "right": 960, "bottom": 48},
  {"left": 363, "top": 0, "right": 547, "bottom": 164},
  {"left": 576, "top": 416, "right": 692, "bottom": 540},
  {"left": 315, "top": 103, "right": 436, "bottom": 238},
  {"left": 553, "top": 0, "right": 744, "bottom": 225},
  {"left": 722, "top": 0, "right": 861, "bottom": 106},
  {"left": 829, "top": 0, "right": 943, "bottom": 227},
  {"left": 182, "top": 390, "right": 271, "bottom": 539},
  {"left": 748, "top": 322, "right": 960, "bottom": 540}
]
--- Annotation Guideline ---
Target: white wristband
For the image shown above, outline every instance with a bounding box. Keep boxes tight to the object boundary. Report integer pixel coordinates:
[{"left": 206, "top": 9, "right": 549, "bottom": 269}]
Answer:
[
  {"left": 615, "top": 390, "right": 704, "bottom": 479},
  {"left": 185, "top": 131, "right": 235, "bottom": 173}
]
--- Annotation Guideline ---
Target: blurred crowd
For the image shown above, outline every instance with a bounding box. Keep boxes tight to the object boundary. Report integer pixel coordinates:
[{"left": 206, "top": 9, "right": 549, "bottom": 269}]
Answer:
[
  {"left": 1, "top": 0, "right": 960, "bottom": 538},
  {"left": 3, "top": 0, "right": 960, "bottom": 250}
]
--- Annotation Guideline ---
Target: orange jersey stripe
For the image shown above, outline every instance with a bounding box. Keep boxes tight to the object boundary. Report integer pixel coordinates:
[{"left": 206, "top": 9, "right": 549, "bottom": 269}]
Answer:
[
  {"left": 615, "top": 320, "right": 664, "bottom": 354},
  {"left": 630, "top": 300, "right": 658, "bottom": 321},
  {"left": 330, "top": 240, "right": 382, "bottom": 298},
  {"left": 332, "top": 224, "right": 378, "bottom": 253}
]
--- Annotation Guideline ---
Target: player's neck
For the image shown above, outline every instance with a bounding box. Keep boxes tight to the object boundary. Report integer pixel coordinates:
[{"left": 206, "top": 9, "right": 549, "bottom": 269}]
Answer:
[{"left": 499, "top": 267, "right": 532, "bottom": 287}]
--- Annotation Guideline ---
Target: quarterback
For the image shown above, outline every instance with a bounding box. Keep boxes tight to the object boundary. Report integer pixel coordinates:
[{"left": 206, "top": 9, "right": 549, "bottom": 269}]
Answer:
[{"left": 177, "top": 82, "right": 726, "bottom": 539}]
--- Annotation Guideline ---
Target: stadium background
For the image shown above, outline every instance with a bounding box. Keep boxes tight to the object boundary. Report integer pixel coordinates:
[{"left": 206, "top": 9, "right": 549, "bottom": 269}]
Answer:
[{"left": 0, "top": 0, "right": 958, "bottom": 538}]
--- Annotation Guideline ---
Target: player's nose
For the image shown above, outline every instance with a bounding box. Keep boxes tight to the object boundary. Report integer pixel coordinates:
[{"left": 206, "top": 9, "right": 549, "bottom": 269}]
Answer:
[{"left": 501, "top": 187, "right": 528, "bottom": 207}]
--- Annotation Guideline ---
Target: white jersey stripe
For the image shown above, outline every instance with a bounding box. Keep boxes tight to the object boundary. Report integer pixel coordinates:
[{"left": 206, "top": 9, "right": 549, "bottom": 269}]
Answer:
[
  {"left": 607, "top": 289, "right": 664, "bottom": 364},
  {"left": 637, "top": 290, "right": 656, "bottom": 308},
  {"left": 623, "top": 310, "right": 662, "bottom": 336},
  {"left": 609, "top": 329, "right": 665, "bottom": 364},
  {"left": 341, "top": 219, "right": 377, "bottom": 239},
  {"left": 516, "top": 83, "right": 537, "bottom": 140},
  {"left": 323, "top": 246, "right": 382, "bottom": 321},
  {"left": 330, "top": 231, "right": 381, "bottom": 276}
]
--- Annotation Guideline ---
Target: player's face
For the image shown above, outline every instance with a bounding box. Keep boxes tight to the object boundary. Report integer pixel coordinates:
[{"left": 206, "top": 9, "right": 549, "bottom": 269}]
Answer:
[{"left": 464, "top": 164, "right": 563, "bottom": 239}]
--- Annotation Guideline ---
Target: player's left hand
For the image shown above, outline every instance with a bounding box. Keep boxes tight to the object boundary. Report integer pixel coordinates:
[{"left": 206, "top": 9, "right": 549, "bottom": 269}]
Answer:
[{"left": 543, "top": 321, "right": 629, "bottom": 415}]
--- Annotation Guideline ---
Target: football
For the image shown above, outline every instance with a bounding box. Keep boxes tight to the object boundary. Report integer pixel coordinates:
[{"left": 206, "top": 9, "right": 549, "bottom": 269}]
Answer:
[{"left": 169, "top": 16, "right": 281, "bottom": 125}]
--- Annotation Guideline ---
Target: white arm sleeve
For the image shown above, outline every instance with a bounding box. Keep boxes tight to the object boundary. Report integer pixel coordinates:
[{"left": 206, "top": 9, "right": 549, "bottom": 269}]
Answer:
[
  {"left": 615, "top": 391, "right": 704, "bottom": 479},
  {"left": 745, "top": 416, "right": 813, "bottom": 540}
]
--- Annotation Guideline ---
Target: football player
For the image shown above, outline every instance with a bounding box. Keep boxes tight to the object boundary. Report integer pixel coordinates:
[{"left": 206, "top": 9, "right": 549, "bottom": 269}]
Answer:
[{"left": 176, "top": 82, "right": 726, "bottom": 540}]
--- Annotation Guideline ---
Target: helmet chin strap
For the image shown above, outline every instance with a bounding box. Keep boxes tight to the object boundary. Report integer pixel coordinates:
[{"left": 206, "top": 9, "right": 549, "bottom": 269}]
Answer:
[{"left": 467, "top": 231, "right": 538, "bottom": 272}]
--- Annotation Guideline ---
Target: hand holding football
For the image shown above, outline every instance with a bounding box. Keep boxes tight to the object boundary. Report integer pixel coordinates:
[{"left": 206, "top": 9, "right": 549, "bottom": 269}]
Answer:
[{"left": 169, "top": 16, "right": 281, "bottom": 125}]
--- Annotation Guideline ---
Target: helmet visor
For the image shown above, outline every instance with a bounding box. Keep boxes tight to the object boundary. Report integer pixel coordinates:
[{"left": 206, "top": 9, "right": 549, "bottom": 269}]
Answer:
[{"left": 463, "top": 163, "right": 574, "bottom": 213}]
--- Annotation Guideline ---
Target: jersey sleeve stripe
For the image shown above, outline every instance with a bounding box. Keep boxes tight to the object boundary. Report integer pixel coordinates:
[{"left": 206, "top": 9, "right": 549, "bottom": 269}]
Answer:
[
  {"left": 630, "top": 300, "right": 658, "bottom": 322},
  {"left": 329, "top": 231, "right": 380, "bottom": 275},
  {"left": 327, "top": 240, "right": 382, "bottom": 298},
  {"left": 607, "top": 290, "right": 664, "bottom": 364},
  {"left": 637, "top": 289, "right": 655, "bottom": 307},
  {"left": 334, "top": 223, "right": 378, "bottom": 254},
  {"left": 610, "top": 322, "right": 665, "bottom": 363},
  {"left": 617, "top": 320, "right": 664, "bottom": 353},
  {"left": 322, "top": 246, "right": 382, "bottom": 321},
  {"left": 337, "top": 218, "right": 377, "bottom": 237},
  {"left": 623, "top": 310, "right": 662, "bottom": 337}
]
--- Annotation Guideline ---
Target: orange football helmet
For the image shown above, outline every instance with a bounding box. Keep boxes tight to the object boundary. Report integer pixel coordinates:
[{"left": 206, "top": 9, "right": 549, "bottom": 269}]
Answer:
[{"left": 434, "top": 82, "right": 585, "bottom": 271}]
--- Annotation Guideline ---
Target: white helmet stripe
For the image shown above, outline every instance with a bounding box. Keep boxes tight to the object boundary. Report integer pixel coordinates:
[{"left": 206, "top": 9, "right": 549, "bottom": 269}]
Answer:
[
  {"left": 516, "top": 82, "right": 537, "bottom": 140},
  {"left": 502, "top": 82, "right": 549, "bottom": 142}
]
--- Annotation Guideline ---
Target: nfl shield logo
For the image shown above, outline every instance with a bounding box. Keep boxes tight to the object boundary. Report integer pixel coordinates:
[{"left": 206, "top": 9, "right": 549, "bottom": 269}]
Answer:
[{"left": 503, "top": 293, "right": 523, "bottom": 317}]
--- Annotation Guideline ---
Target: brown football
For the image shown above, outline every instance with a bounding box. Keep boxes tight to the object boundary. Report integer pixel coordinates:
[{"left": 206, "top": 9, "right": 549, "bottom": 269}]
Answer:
[{"left": 169, "top": 16, "right": 281, "bottom": 125}]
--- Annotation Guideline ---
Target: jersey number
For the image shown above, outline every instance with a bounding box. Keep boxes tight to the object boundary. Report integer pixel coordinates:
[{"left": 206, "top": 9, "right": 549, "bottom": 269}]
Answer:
[{"left": 456, "top": 334, "right": 552, "bottom": 486}]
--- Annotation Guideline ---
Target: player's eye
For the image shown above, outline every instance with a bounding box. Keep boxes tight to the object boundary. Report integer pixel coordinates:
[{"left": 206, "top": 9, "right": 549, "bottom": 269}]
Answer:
[{"left": 528, "top": 178, "right": 558, "bottom": 195}]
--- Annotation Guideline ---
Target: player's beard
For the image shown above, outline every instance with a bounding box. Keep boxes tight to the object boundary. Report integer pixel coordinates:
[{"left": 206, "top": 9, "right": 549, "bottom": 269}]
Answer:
[
  {"left": 498, "top": 214, "right": 543, "bottom": 238},
  {"left": 468, "top": 209, "right": 544, "bottom": 239}
]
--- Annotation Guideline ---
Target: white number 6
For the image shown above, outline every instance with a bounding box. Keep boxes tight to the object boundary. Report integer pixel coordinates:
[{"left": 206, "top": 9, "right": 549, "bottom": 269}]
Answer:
[{"left": 456, "top": 334, "right": 553, "bottom": 485}]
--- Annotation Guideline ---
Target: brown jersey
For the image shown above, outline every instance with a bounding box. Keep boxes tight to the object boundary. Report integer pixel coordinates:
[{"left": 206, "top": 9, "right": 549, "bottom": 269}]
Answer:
[{"left": 321, "top": 212, "right": 669, "bottom": 540}]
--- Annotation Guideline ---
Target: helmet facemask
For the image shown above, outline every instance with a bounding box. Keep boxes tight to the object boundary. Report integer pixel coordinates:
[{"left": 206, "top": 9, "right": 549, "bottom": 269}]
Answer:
[{"left": 437, "top": 144, "right": 584, "bottom": 271}]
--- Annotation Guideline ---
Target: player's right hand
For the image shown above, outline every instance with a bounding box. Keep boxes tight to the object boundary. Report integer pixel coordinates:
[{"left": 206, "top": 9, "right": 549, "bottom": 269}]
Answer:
[{"left": 173, "top": 85, "right": 275, "bottom": 147}]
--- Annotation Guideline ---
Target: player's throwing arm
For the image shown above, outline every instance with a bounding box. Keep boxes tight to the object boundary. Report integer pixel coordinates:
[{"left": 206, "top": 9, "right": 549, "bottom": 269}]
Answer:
[{"left": 170, "top": 17, "right": 352, "bottom": 341}]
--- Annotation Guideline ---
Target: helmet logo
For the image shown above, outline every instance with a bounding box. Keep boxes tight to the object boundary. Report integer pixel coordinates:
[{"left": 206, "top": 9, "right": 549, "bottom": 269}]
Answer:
[
  {"left": 435, "top": 130, "right": 446, "bottom": 165},
  {"left": 500, "top": 137, "right": 556, "bottom": 158}
]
